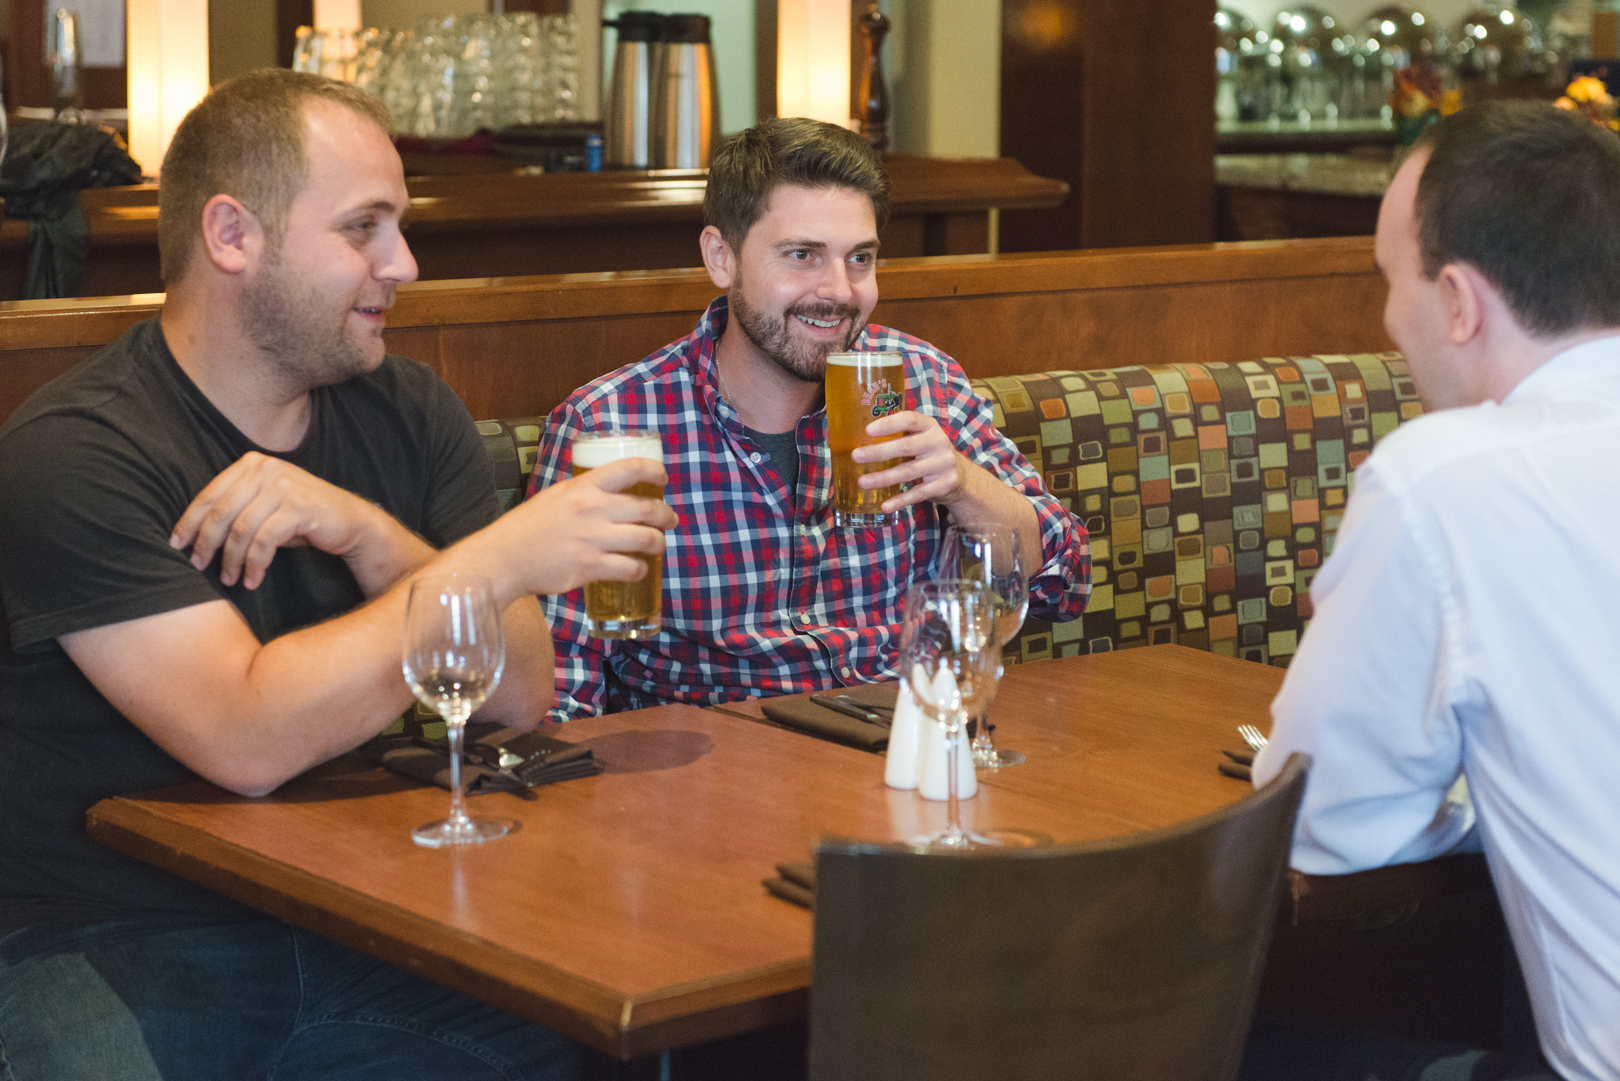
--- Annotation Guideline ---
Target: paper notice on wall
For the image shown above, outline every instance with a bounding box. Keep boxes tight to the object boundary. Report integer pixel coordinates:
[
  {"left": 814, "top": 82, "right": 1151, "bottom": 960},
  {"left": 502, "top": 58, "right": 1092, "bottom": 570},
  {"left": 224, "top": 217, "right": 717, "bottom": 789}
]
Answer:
[{"left": 45, "top": 0, "right": 126, "bottom": 68}]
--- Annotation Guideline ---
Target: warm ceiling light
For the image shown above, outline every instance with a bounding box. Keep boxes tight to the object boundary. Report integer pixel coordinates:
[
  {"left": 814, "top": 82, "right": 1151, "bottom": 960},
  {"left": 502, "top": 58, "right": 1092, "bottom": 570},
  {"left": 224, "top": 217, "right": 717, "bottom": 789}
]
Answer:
[
  {"left": 126, "top": 0, "right": 210, "bottom": 178},
  {"left": 777, "top": 0, "right": 852, "bottom": 126},
  {"left": 314, "top": 0, "right": 361, "bottom": 32}
]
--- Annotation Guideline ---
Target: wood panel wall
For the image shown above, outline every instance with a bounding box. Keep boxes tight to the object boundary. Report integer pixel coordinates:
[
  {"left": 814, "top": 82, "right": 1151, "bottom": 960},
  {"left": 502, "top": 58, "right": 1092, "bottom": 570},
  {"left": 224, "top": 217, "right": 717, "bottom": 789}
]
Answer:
[
  {"left": 999, "top": 0, "right": 1218, "bottom": 252},
  {"left": 0, "top": 237, "right": 1390, "bottom": 426}
]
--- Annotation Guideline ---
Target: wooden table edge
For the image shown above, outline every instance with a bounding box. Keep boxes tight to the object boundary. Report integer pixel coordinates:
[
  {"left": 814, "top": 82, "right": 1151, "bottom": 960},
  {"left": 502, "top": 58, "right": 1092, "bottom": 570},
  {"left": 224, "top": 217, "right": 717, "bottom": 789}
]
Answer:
[{"left": 85, "top": 793, "right": 802, "bottom": 1060}]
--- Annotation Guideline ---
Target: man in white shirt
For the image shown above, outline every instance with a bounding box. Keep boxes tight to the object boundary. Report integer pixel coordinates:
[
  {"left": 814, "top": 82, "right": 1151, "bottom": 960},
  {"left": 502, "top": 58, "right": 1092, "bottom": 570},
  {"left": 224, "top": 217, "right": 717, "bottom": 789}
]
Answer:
[{"left": 1249, "top": 102, "right": 1620, "bottom": 1081}]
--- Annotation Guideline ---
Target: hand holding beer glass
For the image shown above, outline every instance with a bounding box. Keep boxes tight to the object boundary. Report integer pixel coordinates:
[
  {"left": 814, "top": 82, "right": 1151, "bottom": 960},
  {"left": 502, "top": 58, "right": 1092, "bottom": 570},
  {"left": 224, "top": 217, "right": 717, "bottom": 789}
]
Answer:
[
  {"left": 572, "top": 430, "right": 667, "bottom": 639},
  {"left": 826, "top": 351, "right": 907, "bottom": 527}
]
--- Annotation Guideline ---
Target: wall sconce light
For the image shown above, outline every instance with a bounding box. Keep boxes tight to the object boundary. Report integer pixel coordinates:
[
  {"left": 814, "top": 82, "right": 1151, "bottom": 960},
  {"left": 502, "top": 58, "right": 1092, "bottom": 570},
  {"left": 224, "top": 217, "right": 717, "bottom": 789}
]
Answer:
[
  {"left": 126, "top": 0, "right": 210, "bottom": 178},
  {"left": 313, "top": 0, "right": 363, "bottom": 33},
  {"left": 777, "top": 0, "right": 852, "bottom": 126}
]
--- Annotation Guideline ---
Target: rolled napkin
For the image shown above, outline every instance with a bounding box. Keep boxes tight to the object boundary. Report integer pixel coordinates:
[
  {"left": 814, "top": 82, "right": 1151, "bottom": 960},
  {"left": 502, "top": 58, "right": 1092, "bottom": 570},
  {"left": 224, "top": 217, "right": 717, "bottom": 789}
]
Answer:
[
  {"left": 363, "top": 721, "right": 602, "bottom": 793},
  {"left": 762, "top": 860, "right": 817, "bottom": 909},
  {"left": 759, "top": 684, "right": 896, "bottom": 752}
]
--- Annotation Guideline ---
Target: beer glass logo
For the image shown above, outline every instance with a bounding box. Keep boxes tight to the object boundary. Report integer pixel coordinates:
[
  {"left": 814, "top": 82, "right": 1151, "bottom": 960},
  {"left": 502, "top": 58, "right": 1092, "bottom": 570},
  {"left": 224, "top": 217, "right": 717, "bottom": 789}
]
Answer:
[{"left": 864, "top": 377, "right": 903, "bottom": 419}]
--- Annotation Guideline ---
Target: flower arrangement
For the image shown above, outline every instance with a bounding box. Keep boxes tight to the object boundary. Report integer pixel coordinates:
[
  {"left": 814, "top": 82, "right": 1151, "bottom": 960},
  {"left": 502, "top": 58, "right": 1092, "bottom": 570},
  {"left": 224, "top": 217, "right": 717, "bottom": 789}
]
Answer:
[
  {"left": 1390, "top": 66, "right": 1463, "bottom": 144},
  {"left": 1555, "top": 75, "right": 1619, "bottom": 132}
]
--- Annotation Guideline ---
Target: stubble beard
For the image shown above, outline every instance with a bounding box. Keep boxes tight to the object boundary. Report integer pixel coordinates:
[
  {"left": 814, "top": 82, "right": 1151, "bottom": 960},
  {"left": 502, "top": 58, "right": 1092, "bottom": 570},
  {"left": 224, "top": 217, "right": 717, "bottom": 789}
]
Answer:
[
  {"left": 729, "top": 282, "right": 863, "bottom": 384},
  {"left": 241, "top": 252, "right": 391, "bottom": 393}
]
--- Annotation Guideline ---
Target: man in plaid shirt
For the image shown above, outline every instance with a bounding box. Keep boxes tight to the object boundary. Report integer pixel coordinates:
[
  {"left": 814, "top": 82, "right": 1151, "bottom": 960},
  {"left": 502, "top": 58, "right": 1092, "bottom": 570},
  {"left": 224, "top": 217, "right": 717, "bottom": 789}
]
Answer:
[{"left": 530, "top": 118, "right": 1089, "bottom": 720}]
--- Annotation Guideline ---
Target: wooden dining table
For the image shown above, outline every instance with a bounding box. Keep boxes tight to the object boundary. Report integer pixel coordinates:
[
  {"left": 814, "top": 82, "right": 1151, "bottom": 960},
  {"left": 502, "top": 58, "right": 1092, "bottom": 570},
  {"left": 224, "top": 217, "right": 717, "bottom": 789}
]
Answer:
[{"left": 86, "top": 645, "right": 1281, "bottom": 1060}]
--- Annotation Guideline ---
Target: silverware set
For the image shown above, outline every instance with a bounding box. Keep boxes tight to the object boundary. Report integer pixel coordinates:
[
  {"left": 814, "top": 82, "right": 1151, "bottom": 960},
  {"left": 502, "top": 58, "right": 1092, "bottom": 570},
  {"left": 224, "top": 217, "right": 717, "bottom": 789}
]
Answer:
[{"left": 810, "top": 693, "right": 893, "bottom": 729}]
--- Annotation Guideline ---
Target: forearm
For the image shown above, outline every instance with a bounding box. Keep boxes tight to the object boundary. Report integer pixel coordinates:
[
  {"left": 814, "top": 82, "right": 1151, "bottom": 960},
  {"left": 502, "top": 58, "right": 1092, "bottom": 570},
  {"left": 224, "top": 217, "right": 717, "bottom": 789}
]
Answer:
[
  {"left": 939, "top": 461, "right": 1045, "bottom": 575},
  {"left": 474, "top": 595, "right": 553, "bottom": 729},
  {"left": 343, "top": 501, "right": 438, "bottom": 597}
]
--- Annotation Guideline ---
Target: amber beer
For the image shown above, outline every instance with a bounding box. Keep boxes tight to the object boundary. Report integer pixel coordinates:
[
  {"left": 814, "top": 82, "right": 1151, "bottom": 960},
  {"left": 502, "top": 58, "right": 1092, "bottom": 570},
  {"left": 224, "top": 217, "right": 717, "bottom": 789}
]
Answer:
[
  {"left": 826, "top": 351, "right": 907, "bottom": 527},
  {"left": 572, "top": 431, "right": 666, "bottom": 639}
]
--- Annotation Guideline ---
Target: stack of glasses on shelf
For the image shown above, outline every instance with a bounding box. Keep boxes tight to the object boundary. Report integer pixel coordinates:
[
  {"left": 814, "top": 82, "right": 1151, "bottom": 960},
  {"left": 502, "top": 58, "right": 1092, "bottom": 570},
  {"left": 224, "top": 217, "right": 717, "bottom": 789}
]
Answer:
[{"left": 292, "top": 13, "right": 582, "bottom": 139}]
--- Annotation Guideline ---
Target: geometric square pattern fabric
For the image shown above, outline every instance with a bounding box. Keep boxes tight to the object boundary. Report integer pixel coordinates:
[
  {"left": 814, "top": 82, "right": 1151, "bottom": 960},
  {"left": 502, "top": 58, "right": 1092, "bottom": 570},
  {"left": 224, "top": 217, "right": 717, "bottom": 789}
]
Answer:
[
  {"left": 971, "top": 353, "right": 1422, "bottom": 668},
  {"left": 474, "top": 356, "right": 1419, "bottom": 675}
]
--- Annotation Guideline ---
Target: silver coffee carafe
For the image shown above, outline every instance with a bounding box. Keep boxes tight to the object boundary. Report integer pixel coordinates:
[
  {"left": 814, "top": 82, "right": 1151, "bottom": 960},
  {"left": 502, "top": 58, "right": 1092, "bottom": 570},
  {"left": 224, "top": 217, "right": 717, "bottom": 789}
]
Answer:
[
  {"left": 604, "top": 11, "right": 664, "bottom": 169},
  {"left": 651, "top": 14, "right": 719, "bottom": 170}
]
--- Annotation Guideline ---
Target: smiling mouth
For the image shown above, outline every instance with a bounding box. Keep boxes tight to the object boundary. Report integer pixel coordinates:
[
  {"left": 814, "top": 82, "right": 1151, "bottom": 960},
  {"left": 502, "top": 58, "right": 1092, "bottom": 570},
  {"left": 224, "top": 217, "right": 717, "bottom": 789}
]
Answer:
[{"left": 795, "top": 314, "right": 842, "bottom": 329}]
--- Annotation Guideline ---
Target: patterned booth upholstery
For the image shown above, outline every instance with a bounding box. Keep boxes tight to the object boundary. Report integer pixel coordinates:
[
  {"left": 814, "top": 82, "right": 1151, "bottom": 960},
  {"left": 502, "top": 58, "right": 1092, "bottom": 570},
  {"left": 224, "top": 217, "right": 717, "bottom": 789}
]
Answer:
[
  {"left": 977, "top": 353, "right": 1423, "bottom": 668},
  {"left": 474, "top": 352, "right": 1422, "bottom": 672}
]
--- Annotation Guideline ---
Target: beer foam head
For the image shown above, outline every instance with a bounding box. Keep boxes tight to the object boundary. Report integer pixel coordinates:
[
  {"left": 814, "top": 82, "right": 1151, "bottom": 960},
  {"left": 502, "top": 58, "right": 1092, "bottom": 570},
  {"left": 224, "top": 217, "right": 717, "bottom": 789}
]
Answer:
[
  {"left": 572, "top": 431, "right": 665, "bottom": 468},
  {"left": 826, "top": 351, "right": 903, "bottom": 367}
]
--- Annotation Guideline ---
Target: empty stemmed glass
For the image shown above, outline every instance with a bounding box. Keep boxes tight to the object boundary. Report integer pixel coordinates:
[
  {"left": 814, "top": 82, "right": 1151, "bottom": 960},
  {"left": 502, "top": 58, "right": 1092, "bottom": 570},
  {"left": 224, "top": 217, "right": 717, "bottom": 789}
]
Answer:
[
  {"left": 900, "top": 580, "right": 999, "bottom": 850},
  {"left": 938, "top": 525, "right": 1029, "bottom": 768},
  {"left": 403, "top": 574, "right": 508, "bottom": 848}
]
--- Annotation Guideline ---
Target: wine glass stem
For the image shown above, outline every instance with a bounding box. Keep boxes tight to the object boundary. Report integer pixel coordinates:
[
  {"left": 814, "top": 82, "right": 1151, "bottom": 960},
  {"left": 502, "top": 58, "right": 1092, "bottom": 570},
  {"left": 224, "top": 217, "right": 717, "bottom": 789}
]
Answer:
[
  {"left": 945, "top": 710, "right": 965, "bottom": 840},
  {"left": 446, "top": 716, "right": 471, "bottom": 827}
]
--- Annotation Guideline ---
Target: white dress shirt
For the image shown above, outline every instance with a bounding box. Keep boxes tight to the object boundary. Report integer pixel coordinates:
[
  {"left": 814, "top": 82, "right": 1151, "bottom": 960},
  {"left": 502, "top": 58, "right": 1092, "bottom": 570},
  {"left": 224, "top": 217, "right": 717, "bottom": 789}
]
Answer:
[{"left": 1253, "top": 335, "right": 1620, "bottom": 1081}]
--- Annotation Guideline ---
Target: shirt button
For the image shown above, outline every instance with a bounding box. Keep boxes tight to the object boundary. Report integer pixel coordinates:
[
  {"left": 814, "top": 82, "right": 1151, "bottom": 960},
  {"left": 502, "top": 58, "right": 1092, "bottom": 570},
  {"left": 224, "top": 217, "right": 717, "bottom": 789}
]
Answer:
[
  {"left": 839, "top": 666, "right": 852, "bottom": 677},
  {"left": 750, "top": 452, "right": 762, "bottom": 463},
  {"left": 800, "top": 612, "right": 812, "bottom": 624}
]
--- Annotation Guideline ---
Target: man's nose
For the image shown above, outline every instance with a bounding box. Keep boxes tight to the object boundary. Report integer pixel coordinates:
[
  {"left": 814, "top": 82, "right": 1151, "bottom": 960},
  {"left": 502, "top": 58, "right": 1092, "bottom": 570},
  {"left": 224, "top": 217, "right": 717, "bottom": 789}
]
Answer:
[
  {"left": 815, "top": 258, "right": 853, "bottom": 305},
  {"left": 377, "top": 230, "right": 419, "bottom": 286}
]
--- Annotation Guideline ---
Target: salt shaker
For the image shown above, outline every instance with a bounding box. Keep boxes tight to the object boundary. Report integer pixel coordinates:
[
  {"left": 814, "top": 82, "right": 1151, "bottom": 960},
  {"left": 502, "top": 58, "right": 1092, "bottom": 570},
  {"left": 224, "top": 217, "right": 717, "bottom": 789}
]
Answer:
[{"left": 883, "top": 679, "right": 923, "bottom": 789}]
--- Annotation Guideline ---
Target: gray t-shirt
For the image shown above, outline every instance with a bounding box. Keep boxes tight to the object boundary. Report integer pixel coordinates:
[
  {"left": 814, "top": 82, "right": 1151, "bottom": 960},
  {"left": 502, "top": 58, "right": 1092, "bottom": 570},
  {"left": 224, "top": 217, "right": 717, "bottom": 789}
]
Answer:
[{"left": 745, "top": 425, "right": 800, "bottom": 499}]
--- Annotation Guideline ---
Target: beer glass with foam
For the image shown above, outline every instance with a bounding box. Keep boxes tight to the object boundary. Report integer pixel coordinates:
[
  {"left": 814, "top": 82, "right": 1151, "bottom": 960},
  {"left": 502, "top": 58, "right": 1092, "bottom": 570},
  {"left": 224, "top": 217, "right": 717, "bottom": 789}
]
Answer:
[
  {"left": 825, "top": 351, "right": 906, "bottom": 527},
  {"left": 572, "top": 430, "right": 666, "bottom": 638}
]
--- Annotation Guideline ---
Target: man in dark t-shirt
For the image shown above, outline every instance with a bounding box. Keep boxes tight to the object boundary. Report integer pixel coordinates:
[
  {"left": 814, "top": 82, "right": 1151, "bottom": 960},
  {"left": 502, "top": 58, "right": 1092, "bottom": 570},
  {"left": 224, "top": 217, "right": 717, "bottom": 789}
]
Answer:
[{"left": 0, "top": 71, "right": 673, "bottom": 1080}]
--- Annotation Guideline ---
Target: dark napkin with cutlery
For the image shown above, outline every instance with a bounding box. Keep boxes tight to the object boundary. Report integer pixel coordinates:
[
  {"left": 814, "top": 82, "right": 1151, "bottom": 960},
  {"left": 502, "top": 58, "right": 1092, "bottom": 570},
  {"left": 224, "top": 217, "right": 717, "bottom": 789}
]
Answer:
[
  {"left": 1219, "top": 747, "right": 1254, "bottom": 782},
  {"left": 762, "top": 860, "right": 817, "bottom": 909},
  {"left": 759, "top": 683, "right": 899, "bottom": 752},
  {"left": 363, "top": 720, "right": 601, "bottom": 795}
]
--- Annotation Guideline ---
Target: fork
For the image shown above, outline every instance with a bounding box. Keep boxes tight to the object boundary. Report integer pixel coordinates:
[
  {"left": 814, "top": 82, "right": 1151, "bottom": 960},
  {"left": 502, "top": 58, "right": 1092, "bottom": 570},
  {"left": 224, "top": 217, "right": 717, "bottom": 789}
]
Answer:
[{"left": 1238, "top": 724, "right": 1268, "bottom": 752}]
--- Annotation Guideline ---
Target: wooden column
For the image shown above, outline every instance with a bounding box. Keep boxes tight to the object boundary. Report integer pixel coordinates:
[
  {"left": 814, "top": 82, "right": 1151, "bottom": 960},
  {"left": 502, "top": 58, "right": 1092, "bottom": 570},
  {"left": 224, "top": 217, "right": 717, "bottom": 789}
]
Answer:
[{"left": 999, "top": 0, "right": 1216, "bottom": 251}]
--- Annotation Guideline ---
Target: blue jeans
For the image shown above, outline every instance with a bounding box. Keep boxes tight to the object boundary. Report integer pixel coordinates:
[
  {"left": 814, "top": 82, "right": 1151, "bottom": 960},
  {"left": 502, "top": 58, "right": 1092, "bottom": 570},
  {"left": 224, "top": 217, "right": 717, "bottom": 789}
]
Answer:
[{"left": 0, "top": 919, "right": 580, "bottom": 1081}]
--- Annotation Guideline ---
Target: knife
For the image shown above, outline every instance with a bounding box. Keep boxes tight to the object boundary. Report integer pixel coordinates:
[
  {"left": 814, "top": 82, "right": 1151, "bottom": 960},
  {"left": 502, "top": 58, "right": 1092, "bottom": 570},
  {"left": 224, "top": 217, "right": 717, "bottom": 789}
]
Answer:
[{"left": 810, "top": 693, "right": 892, "bottom": 728}]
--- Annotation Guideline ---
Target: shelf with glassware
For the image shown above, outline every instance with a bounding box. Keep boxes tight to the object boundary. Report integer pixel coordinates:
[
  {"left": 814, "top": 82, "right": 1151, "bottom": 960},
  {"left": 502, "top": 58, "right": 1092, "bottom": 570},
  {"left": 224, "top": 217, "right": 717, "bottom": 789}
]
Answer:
[{"left": 1212, "top": 2, "right": 1597, "bottom": 240}]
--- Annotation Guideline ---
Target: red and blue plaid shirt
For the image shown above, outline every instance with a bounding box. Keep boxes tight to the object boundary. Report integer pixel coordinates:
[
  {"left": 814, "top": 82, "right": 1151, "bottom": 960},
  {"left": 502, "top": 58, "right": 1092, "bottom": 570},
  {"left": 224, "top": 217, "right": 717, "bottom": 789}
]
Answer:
[{"left": 530, "top": 297, "right": 1090, "bottom": 720}]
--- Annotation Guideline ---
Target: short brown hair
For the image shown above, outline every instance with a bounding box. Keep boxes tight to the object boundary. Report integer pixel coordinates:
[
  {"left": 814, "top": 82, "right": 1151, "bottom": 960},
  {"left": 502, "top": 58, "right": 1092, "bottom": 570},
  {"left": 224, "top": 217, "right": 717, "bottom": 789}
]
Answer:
[
  {"left": 703, "top": 117, "right": 890, "bottom": 249},
  {"left": 1413, "top": 101, "right": 1620, "bottom": 336},
  {"left": 158, "top": 68, "right": 394, "bottom": 284}
]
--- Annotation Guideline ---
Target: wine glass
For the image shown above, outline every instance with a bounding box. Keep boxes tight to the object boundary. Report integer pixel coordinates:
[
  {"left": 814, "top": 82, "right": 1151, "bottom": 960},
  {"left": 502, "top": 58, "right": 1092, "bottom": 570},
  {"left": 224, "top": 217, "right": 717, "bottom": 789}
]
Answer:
[
  {"left": 403, "top": 574, "right": 508, "bottom": 848},
  {"left": 900, "top": 580, "right": 999, "bottom": 850},
  {"left": 938, "top": 525, "right": 1029, "bottom": 768}
]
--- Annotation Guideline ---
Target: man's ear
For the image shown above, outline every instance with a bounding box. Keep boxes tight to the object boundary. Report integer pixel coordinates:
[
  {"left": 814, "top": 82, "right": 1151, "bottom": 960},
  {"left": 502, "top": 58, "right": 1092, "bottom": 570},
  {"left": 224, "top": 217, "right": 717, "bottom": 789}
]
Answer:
[
  {"left": 198, "top": 194, "right": 263, "bottom": 276},
  {"left": 1437, "top": 262, "right": 1485, "bottom": 346},
  {"left": 700, "top": 225, "right": 736, "bottom": 290}
]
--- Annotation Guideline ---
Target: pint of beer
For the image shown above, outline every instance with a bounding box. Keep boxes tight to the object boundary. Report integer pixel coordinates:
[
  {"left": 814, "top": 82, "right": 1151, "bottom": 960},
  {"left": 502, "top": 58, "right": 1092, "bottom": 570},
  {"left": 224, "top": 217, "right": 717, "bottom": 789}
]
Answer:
[
  {"left": 825, "top": 352, "right": 907, "bottom": 527},
  {"left": 572, "top": 430, "right": 666, "bottom": 639}
]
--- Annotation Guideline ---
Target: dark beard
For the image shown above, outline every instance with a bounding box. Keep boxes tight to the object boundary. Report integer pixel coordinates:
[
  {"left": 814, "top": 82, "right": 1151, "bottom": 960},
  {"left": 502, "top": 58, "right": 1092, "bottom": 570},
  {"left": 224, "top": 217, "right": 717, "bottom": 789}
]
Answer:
[
  {"left": 241, "top": 257, "right": 387, "bottom": 392},
  {"left": 730, "top": 289, "right": 862, "bottom": 384}
]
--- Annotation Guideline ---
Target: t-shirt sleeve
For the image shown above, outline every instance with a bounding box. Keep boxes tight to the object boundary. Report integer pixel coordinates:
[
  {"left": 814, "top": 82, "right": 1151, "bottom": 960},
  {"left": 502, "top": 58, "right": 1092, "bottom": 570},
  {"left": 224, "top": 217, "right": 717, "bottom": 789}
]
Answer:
[
  {"left": 419, "top": 376, "right": 502, "bottom": 548},
  {"left": 0, "top": 414, "right": 223, "bottom": 652}
]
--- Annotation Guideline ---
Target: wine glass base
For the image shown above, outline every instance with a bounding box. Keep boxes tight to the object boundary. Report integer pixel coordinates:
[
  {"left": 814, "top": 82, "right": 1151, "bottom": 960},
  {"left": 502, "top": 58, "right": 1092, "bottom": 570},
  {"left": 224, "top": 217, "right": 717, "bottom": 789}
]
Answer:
[
  {"left": 972, "top": 746, "right": 1026, "bottom": 769},
  {"left": 412, "top": 817, "right": 509, "bottom": 848}
]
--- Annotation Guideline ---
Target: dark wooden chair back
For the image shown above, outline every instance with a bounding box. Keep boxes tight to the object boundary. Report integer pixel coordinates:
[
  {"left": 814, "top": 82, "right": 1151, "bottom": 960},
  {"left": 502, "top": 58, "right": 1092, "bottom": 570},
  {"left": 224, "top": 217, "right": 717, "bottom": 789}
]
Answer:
[{"left": 808, "top": 753, "right": 1311, "bottom": 1081}]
